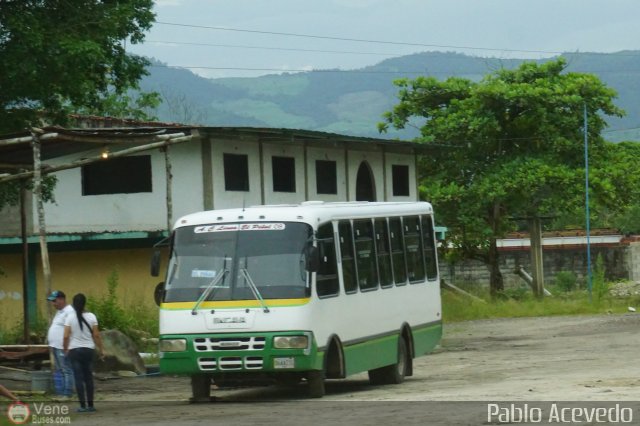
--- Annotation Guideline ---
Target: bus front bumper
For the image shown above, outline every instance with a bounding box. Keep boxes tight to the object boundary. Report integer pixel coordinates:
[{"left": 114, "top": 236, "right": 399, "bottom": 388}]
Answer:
[{"left": 159, "top": 331, "right": 322, "bottom": 376}]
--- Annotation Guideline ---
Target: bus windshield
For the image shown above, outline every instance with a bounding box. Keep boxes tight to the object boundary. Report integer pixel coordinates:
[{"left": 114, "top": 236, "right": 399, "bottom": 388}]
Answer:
[{"left": 164, "top": 222, "right": 313, "bottom": 302}]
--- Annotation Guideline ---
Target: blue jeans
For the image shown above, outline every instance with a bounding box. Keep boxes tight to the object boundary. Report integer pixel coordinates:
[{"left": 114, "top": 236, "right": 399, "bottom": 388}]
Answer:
[
  {"left": 67, "top": 347, "right": 95, "bottom": 408},
  {"left": 51, "top": 348, "right": 74, "bottom": 397}
]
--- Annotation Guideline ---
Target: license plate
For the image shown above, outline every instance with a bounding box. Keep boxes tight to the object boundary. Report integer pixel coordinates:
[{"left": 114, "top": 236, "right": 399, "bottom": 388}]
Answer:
[{"left": 273, "top": 357, "right": 295, "bottom": 369}]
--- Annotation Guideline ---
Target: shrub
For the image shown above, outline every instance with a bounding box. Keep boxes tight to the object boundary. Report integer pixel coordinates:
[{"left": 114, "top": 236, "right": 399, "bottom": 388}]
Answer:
[
  {"left": 554, "top": 271, "right": 578, "bottom": 292},
  {"left": 87, "top": 269, "right": 158, "bottom": 344},
  {"left": 0, "top": 313, "right": 49, "bottom": 344},
  {"left": 592, "top": 254, "right": 608, "bottom": 304}
]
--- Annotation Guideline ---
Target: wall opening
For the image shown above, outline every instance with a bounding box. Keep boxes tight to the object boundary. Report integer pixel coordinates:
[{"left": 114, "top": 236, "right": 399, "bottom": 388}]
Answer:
[
  {"left": 315, "top": 160, "right": 337, "bottom": 195},
  {"left": 355, "top": 161, "right": 376, "bottom": 201},
  {"left": 223, "top": 153, "right": 249, "bottom": 191},
  {"left": 392, "top": 164, "right": 410, "bottom": 196},
  {"left": 272, "top": 156, "right": 296, "bottom": 193},
  {"left": 82, "top": 155, "right": 152, "bottom": 195}
]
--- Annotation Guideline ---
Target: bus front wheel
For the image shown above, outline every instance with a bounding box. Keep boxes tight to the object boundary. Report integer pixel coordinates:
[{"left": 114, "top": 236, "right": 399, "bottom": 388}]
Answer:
[
  {"left": 190, "top": 374, "right": 212, "bottom": 403},
  {"left": 368, "top": 336, "right": 408, "bottom": 385},
  {"left": 307, "top": 370, "right": 325, "bottom": 398}
]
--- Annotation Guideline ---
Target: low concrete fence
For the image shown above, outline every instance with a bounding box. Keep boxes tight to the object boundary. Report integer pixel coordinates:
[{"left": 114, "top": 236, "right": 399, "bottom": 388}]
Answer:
[{"left": 440, "top": 235, "right": 640, "bottom": 288}]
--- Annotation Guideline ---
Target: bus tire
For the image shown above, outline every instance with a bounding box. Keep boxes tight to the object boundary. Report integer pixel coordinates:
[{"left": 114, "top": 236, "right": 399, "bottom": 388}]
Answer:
[
  {"left": 190, "top": 374, "right": 212, "bottom": 403},
  {"left": 307, "top": 370, "right": 325, "bottom": 398},
  {"left": 275, "top": 373, "right": 303, "bottom": 387},
  {"left": 368, "top": 336, "right": 408, "bottom": 385}
]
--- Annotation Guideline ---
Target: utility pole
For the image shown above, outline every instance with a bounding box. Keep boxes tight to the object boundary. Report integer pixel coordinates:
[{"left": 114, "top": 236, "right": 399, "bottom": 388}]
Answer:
[
  {"left": 584, "top": 102, "right": 592, "bottom": 302},
  {"left": 528, "top": 216, "right": 544, "bottom": 298}
]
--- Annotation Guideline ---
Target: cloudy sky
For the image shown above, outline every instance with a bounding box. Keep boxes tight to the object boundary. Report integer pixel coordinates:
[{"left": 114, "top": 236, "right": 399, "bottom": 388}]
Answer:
[{"left": 127, "top": 0, "right": 640, "bottom": 79}]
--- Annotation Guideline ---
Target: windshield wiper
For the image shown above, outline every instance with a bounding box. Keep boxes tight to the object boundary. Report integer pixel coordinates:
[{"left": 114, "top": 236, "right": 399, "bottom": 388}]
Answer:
[
  {"left": 240, "top": 268, "right": 270, "bottom": 313},
  {"left": 191, "top": 270, "right": 228, "bottom": 315}
]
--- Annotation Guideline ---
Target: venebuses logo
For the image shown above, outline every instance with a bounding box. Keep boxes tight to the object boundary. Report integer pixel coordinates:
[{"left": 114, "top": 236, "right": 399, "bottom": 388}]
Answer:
[{"left": 7, "top": 402, "right": 30, "bottom": 425}]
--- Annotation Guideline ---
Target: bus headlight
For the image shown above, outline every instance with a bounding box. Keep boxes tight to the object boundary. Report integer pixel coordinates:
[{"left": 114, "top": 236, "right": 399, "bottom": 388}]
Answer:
[
  {"left": 273, "top": 335, "right": 309, "bottom": 349},
  {"left": 159, "top": 339, "right": 187, "bottom": 352}
]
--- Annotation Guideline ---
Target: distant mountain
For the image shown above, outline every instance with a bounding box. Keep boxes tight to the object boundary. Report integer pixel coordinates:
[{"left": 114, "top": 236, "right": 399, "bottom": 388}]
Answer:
[{"left": 139, "top": 51, "right": 640, "bottom": 142}]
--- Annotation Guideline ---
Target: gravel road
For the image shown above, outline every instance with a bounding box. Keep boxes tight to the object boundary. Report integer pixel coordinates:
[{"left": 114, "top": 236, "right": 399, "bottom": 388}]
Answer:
[{"left": 27, "top": 313, "right": 640, "bottom": 425}]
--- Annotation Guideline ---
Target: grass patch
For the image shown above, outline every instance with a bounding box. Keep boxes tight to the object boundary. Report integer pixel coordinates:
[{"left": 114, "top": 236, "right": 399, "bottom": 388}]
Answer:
[
  {"left": 0, "top": 313, "right": 49, "bottom": 344},
  {"left": 442, "top": 285, "right": 640, "bottom": 323}
]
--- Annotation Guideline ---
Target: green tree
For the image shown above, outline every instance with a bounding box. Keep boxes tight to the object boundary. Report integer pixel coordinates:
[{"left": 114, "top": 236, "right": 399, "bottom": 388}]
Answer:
[
  {"left": 0, "top": 0, "right": 156, "bottom": 133},
  {"left": 0, "top": 0, "right": 157, "bottom": 210},
  {"left": 380, "top": 59, "right": 628, "bottom": 296}
]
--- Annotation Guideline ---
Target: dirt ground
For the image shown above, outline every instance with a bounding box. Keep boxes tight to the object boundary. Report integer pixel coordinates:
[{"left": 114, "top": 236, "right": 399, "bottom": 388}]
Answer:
[{"left": 9, "top": 313, "right": 640, "bottom": 425}]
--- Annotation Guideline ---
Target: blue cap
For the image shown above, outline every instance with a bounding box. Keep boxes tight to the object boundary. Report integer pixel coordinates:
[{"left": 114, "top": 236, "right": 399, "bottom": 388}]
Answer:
[{"left": 47, "top": 290, "right": 66, "bottom": 301}]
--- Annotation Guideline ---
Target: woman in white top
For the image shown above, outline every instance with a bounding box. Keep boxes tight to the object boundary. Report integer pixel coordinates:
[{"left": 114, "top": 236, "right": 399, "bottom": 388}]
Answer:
[{"left": 63, "top": 293, "right": 105, "bottom": 413}]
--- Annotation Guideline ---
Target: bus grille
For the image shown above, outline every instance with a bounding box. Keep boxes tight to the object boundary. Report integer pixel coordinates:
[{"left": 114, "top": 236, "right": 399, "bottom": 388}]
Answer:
[
  {"left": 193, "top": 336, "right": 266, "bottom": 351},
  {"left": 198, "top": 356, "right": 264, "bottom": 371}
]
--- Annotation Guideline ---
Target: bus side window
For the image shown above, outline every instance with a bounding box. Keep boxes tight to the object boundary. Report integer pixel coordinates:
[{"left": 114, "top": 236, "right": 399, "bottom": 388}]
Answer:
[
  {"left": 316, "top": 223, "right": 340, "bottom": 297},
  {"left": 422, "top": 215, "right": 438, "bottom": 280},
  {"left": 375, "top": 218, "right": 393, "bottom": 288},
  {"left": 338, "top": 220, "right": 358, "bottom": 294},
  {"left": 404, "top": 216, "right": 425, "bottom": 283},
  {"left": 389, "top": 217, "right": 407, "bottom": 285},
  {"left": 354, "top": 219, "right": 378, "bottom": 291}
]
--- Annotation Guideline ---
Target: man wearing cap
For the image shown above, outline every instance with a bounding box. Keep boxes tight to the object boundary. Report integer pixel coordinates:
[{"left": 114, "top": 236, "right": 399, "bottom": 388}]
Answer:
[{"left": 47, "top": 290, "right": 74, "bottom": 400}]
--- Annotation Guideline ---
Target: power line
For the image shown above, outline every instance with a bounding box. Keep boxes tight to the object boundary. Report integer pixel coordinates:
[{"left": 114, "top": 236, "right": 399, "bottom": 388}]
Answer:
[
  {"left": 155, "top": 21, "right": 640, "bottom": 57},
  {"left": 145, "top": 40, "right": 400, "bottom": 57},
  {"left": 602, "top": 126, "right": 640, "bottom": 133},
  {"left": 155, "top": 21, "right": 566, "bottom": 55}
]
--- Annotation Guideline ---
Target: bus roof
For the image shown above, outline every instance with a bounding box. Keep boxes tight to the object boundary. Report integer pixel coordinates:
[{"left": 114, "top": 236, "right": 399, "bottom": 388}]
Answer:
[{"left": 173, "top": 201, "right": 434, "bottom": 229}]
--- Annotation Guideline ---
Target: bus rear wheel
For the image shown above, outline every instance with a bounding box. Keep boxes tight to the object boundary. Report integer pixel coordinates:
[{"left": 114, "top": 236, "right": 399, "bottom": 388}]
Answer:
[{"left": 368, "top": 336, "right": 408, "bottom": 385}]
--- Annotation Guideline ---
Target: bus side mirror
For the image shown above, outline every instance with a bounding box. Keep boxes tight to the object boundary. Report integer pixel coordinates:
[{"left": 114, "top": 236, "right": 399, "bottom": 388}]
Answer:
[
  {"left": 154, "top": 282, "right": 165, "bottom": 306},
  {"left": 150, "top": 250, "right": 161, "bottom": 277},
  {"left": 306, "top": 246, "right": 320, "bottom": 273}
]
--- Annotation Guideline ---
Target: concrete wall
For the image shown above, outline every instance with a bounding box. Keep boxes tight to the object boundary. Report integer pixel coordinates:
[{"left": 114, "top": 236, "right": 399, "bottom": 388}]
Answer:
[
  {"left": 627, "top": 242, "right": 640, "bottom": 282},
  {"left": 0, "top": 203, "right": 31, "bottom": 238},
  {"left": 441, "top": 244, "right": 634, "bottom": 289}
]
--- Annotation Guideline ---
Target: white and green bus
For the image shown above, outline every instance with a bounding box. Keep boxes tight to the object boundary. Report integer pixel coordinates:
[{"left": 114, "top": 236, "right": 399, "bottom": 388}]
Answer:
[{"left": 152, "top": 201, "right": 442, "bottom": 399}]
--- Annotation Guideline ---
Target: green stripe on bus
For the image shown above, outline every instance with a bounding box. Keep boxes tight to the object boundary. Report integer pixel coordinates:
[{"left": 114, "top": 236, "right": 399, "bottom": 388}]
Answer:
[
  {"left": 343, "top": 334, "right": 399, "bottom": 376},
  {"left": 413, "top": 322, "right": 443, "bottom": 355},
  {"left": 341, "top": 323, "right": 442, "bottom": 376}
]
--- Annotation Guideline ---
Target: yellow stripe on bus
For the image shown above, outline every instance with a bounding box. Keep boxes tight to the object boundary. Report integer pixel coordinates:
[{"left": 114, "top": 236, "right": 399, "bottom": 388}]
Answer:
[{"left": 161, "top": 298, "right": 311, "bottom": 310}]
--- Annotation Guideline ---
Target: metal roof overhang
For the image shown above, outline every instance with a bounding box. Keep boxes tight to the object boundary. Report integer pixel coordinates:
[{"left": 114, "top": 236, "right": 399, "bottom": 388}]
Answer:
[
  {"left": 0, "top": 126, "right": 194, "bottom": 178},
  {"left": 0, "top": 125, "right": 429, "bottom": 180}
]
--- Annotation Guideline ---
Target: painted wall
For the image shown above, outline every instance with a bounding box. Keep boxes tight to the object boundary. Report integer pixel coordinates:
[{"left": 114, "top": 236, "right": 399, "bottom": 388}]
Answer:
[
  {"left": 167, "top": 142, "right": 204, "bottom": 223},
  {"left": 210, "top": 138, "right": 261, "bottom": 210},
  {"left": 262, "top": 143, "right": 306, "bottom": 205},
  {"left": 0, "top": 248, "right": 161, "bottom": 329},
  {"left": 41, "top": 148, "right": 167, "bottom": 233},
  {"left": 1, "top": 136, "right": 420, "bottom": 236},
  {"left": 384, "top": 152, "right": 418, "bottom": 201},
  {"left": 37, "top": 142, "right": 203, "bottom": 233},
  {"left": 306, "top": 146, "right": 347, "bottom": 202}
]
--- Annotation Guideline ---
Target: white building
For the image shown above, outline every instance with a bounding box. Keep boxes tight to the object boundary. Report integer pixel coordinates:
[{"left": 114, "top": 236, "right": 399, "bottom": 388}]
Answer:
[{"left": 0, "top": 125, "right": 424, "bottom": 323}]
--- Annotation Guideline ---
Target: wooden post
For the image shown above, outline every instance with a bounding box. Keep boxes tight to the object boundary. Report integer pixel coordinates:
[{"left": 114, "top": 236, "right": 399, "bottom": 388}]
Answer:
[
  {"left": 31, "top": 131, "right": 53, "bottom": 319},
  {"left": 20, "top": 182, "right": 30, "bottom": 342},
  {"left": 528, "top": 216, "right": 545, "bottom": 298},
  {"left": 164, "top": 146, "right": 173, "bottom": 232}
]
